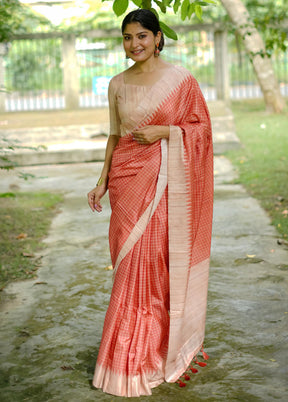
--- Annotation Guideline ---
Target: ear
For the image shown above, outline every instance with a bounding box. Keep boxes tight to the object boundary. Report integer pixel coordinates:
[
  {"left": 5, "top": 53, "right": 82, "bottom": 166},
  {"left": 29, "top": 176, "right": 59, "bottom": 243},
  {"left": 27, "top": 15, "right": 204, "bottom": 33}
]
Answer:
[{"left": 155, "top": 30, "right": 161, "bottom": 44}]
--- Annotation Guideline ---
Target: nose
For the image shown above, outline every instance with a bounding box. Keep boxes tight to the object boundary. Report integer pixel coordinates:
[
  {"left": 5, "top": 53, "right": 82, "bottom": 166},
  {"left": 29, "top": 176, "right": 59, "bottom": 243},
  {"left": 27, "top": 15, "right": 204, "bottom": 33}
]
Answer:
[{"left": 131, "top": 37, "right": 139, "bottom": 48}]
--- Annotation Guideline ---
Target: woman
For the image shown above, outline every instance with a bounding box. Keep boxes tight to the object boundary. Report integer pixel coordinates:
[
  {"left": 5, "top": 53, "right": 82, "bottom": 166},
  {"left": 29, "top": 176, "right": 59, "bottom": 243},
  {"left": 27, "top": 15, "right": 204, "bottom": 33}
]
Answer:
[{"left": 87, "top": 8, "right": 213, "bottom": 397}]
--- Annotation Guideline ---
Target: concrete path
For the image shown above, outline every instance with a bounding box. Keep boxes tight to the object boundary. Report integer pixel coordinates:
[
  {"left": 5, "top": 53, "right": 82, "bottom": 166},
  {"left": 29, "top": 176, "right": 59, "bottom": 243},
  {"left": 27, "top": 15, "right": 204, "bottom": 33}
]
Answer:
[{"left": 0, "top": 105, "right": 288, "bottom": 401}]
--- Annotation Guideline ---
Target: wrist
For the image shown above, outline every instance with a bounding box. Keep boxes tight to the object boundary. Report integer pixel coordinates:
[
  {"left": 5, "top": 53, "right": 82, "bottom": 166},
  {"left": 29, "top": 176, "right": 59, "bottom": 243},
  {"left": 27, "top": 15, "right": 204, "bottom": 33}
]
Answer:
[
  {"left": 96, "top": 177, "right": 108, "bottom": 187},
  {"left": 159, "top": 126, "right": 169, "bottom": 139}
]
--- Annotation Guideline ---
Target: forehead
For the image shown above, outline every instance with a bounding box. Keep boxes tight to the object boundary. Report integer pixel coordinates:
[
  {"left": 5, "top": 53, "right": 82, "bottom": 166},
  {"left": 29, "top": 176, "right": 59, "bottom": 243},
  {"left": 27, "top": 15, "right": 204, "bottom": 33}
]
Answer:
[{"left": 123, "top": 22, "right": 151, "bottom": 35}]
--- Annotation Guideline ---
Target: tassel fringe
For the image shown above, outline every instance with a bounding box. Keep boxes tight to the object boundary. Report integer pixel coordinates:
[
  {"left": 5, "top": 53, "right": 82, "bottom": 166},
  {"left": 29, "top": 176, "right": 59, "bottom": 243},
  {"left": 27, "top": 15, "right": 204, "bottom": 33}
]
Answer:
[{"left": 176, "top": 345, "right": 209, "bottom": 388}]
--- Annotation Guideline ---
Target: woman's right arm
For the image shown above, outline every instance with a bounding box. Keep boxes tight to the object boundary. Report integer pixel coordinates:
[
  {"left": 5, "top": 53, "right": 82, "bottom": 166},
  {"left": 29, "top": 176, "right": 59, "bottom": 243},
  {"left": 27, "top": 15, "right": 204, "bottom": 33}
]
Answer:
[{"left": 87, "top": 134, "right": 120, "bottom": 213}]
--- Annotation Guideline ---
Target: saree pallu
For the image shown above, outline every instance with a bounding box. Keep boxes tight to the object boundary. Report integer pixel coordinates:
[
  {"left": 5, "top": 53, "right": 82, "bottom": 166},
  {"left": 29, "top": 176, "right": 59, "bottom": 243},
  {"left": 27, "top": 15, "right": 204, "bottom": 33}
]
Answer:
[{"left": 93, "top": 66, "right": 213, "bottom": 397}]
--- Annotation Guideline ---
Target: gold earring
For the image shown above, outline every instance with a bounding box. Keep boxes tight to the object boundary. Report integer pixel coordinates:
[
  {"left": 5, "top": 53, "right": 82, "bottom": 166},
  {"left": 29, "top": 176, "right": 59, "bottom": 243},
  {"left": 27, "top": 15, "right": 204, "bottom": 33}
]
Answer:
[{"left": 154, "top": 43, "right": 160, "bottom": 56}]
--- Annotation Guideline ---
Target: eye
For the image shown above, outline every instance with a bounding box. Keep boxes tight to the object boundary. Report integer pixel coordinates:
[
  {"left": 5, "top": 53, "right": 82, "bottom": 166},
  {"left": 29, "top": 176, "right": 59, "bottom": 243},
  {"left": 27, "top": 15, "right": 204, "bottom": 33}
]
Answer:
[
  {"left": 138, "top": 34, "right": 146, "bottom": 39},
  {"left": 123, "top": 36, "right": 130, "bottom": 41}
]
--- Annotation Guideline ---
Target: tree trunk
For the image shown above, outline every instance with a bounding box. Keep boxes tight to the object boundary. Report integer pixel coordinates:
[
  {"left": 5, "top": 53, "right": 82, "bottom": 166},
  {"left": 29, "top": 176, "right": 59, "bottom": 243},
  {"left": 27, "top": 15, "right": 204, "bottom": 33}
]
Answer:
[{"left": 220, "top": 0, "right": 285, "bottom": 113}]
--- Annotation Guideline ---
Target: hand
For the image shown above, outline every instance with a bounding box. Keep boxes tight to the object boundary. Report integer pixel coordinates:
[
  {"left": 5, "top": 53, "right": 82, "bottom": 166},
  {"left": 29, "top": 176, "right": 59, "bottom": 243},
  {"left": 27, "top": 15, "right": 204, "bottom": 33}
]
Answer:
[
  {"left": 87, "top": 184, "right": 107, "bottom": 213},
  {"left": 132, "top": 125, "right": 169, "bottom": 145}
]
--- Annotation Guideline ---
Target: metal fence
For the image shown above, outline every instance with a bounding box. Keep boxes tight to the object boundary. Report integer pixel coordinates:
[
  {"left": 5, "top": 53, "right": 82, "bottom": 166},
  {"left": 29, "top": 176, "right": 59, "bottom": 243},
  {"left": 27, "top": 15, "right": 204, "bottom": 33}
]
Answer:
[
  {"left": 229, "top": 47, "right": 288, "bottom": 99},
  {"left": 4, "top": 38, "right": 63, "bottom": 111},
  {"left": 2, "top": 31, "right": 288, "bottom": 112}
]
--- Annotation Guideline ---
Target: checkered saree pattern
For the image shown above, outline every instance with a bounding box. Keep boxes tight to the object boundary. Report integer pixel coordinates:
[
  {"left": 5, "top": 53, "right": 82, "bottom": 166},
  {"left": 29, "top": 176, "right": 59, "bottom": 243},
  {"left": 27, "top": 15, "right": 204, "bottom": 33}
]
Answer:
[{"left": 93, "top": 66, "right": 213, "bottom": 397}]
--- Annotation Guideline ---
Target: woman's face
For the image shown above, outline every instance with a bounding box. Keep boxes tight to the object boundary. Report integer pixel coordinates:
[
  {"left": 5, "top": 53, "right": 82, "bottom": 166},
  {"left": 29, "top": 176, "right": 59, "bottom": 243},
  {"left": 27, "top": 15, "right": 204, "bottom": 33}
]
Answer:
[{"left": 122, "top": 22, "right": 160, "bottom": 62}]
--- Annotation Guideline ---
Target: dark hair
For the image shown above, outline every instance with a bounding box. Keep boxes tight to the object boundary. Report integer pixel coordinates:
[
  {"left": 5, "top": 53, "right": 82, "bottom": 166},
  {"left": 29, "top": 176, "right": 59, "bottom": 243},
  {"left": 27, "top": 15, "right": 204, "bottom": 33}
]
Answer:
[{"left": 121, "top": 9, "right": 164, "bottom": 52}]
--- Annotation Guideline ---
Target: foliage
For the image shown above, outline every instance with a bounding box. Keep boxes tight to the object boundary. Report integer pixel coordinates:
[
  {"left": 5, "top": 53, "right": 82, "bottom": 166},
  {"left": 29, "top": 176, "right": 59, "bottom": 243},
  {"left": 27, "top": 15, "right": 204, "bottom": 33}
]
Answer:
[
  {"left": 0, "top": 0, "right": 21, "bottom": 41},
  {"left": 228, "top": 99, "right": 288, "bottom": 239},
  {"left": 0, "top": 0, "right": 52, "bottom": 42},
  {"left": 245, "top": 0, "right": 288, "bottom": 55},
  {"left": 0, "top": 136, "right": 46, "bottom": 180},
  {"left": 5, "top": 38, "right": 62, "bottom": 92},
  {"left": 106, "top": 0, "right": 217, "bottom": 39},
  {"left": 0, "top": 191, "right": 63, "bottom": 289},
  {"left": 224, "top": 0, "right": 288, "bottom": 56},
  {"left": 104, "top": 0, "right": 287, "bottom": 55}
]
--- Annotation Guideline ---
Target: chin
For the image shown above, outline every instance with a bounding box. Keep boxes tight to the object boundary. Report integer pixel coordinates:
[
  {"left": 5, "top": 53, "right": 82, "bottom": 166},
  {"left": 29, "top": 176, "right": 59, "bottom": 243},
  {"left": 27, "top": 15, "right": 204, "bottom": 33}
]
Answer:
[
  {"left": 131, "top": 53, "right": 153, "bottom": 62},
  {"left": 131, "top": 52, "right": 145, "bottom": 59}
]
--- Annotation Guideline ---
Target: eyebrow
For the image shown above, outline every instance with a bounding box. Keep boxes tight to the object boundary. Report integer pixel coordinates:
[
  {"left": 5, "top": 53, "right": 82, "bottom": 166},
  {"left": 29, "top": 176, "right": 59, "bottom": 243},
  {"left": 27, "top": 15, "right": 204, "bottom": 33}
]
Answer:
[{"left": 122, "top": 31, "right": 148, "bottom": 36}]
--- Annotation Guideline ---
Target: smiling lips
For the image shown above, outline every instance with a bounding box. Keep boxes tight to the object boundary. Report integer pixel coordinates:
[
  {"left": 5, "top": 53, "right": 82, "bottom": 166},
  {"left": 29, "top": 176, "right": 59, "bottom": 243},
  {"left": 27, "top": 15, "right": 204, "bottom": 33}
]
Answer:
[{"left": 131, "top": 49, "right": 144, "bottom": 55}]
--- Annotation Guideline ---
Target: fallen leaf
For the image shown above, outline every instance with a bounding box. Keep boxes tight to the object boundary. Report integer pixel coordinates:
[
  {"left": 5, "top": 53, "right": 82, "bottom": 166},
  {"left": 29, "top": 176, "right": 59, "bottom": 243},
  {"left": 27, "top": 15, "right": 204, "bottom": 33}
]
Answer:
[
  {"left": 269, "top": 359, "right": 276, "bottom": 362},
  {"left": 22, "top": 252, "right": 35, "bottom": 258},
  {"left": 33, "top": 281, "right": 47, "bottom": 285},
  {"left": 16, "top": 233, "right": 28, "bottom": 239},
  {"left": 105, "top": 265, "right": 113, "bottom": 271},
  {"left": 61, "top": 365, "right": 75, "bottom": 370},
  {"left": 246, "top": 254, "right": 256, "bottom": 258}
]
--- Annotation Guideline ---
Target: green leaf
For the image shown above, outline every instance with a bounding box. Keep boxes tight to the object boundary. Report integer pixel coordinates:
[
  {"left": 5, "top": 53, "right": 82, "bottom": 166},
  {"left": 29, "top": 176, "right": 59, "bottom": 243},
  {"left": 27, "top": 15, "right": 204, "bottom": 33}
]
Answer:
[
  {"left": 173, "top": 0, "right": 181, "bottom": 13},
  {"left": 142, "top": 0, "right": 152, "bottom": 8},
  {"left": 195, "top": 4, "right": 203, "bottom": 21},
  {"left": 159, "top": 21, "right": 178, "bottom": 40},
  {"left": 181, "top": 0, "right": 189, "bottom": 21},
  {"left": 18, "top": 173, "right": 35, "bottom": 181},
  {"left": 150, "top": 8, "right": 159, "bottom": 19},
  {"left": 132, "top": 0, "right": 142, "bottom": 6},
  {"left": 196, "top": 0, "right": 217, "bottom": 5},
  {"left": 155, "top": 0, "right": 166, "bottom": 13},
  {"left": 188, "top": 3, "right": 195, "bottom": 19},
  {"left": 112, "top": 0, "right": 129, "bottom": 17}
]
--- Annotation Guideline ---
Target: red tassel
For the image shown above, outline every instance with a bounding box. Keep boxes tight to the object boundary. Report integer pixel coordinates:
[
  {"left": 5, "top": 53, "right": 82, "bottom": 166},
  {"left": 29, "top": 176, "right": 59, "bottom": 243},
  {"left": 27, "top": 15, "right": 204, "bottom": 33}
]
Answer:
[
  {"left": 193, "top": 356, "right": 207, "bottom": 367},
  {"left": 177, "top": 380, "right": 186, "bottom": 387},
  {"left": 184, "top": 373, "right": 190, "bottom": 380},
  {"left": 201, "top": 347, "right": 210, "bottom": 360},
  {"left": 190, "top": 366, "right": 198, "bottom": 373}
]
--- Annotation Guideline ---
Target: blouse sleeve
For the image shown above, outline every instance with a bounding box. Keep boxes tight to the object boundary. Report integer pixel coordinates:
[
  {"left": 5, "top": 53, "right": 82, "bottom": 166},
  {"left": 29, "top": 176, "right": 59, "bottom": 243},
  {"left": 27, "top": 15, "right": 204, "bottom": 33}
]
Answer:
[{"left": 108, "top": 77, "right": 121, "bottom": 137}]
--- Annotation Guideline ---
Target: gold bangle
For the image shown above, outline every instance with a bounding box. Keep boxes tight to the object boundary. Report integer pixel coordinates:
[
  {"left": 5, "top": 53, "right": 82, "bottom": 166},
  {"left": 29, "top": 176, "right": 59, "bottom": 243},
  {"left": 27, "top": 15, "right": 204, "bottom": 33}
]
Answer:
[{"left": 96, "top": 177, "right": 104, "bottom": 186}]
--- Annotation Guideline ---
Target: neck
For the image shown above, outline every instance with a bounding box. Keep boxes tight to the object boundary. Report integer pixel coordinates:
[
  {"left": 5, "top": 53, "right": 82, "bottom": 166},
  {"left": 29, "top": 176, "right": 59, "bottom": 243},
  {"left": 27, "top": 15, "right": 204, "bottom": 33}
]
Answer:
[{"left": 134, "top": 57, "right": 160, "bottom": 73}]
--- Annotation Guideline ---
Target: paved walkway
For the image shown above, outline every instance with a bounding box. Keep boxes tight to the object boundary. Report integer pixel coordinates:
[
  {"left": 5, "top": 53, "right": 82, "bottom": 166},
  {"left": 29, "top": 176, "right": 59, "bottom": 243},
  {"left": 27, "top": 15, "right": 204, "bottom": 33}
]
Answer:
[{"left": 0, "top": 105, "right": 288, "bottom": 401}]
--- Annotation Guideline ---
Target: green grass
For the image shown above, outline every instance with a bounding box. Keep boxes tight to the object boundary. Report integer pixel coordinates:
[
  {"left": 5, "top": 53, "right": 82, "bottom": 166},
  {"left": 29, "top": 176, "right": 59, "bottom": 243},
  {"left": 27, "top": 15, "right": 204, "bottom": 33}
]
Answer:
[
  {"left": 0, "top": 192, "right": 63, "bottom": 289},
  {"left": 227, "top": 99, "right": 288, "bottom": 239}
]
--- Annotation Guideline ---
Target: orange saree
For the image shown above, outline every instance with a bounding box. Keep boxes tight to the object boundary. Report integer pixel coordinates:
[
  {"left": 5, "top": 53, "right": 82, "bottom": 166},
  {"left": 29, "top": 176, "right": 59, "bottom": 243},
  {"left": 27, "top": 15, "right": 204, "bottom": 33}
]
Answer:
[{"left": 93, "top": 65, "right": 213, "bottom": 397}]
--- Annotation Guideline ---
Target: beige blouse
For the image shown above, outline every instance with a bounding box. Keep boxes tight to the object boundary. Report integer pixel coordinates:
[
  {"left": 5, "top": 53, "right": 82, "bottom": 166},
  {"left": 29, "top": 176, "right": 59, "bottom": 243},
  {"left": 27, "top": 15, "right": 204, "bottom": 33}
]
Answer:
[{"left": 108, "top": 72, "right": 151, "bottom": 137}]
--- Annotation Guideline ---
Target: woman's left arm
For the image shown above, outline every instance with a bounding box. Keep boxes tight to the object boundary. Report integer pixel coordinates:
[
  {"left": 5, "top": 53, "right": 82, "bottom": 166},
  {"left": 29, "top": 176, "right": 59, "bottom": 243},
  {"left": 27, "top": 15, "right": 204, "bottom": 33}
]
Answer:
[{"left": 132, "top": 125, "right": 169, "bottom": 144}]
